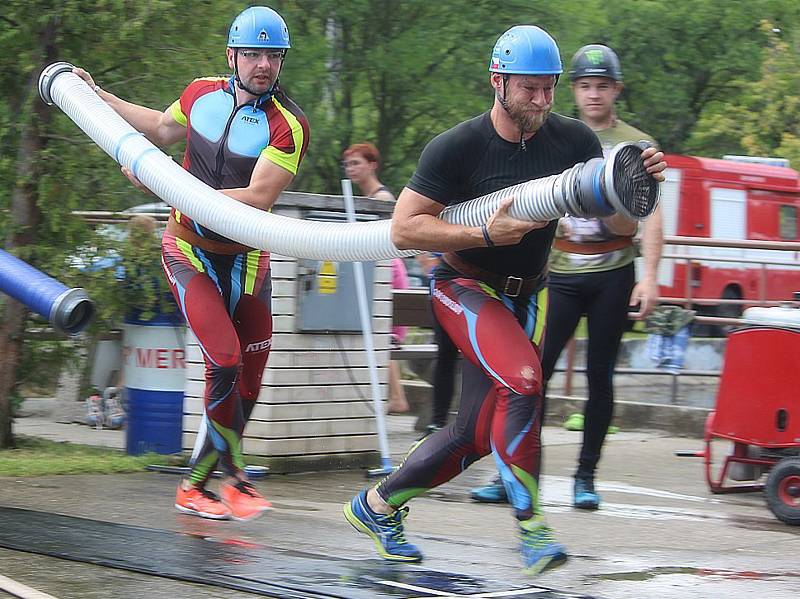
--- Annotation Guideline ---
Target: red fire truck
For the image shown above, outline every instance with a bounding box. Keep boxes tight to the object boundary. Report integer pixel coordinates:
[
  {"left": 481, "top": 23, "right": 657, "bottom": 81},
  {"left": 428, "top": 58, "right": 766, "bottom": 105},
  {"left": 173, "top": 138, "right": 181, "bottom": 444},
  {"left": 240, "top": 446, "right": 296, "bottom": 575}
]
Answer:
[{"left": 655, "top": 154, "right": 800, "bottom": 319}]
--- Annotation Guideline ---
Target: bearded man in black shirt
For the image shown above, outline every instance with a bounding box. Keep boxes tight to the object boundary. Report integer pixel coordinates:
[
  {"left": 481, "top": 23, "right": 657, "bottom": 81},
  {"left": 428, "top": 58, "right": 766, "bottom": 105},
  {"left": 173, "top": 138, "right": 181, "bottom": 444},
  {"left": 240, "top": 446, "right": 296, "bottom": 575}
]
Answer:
[{"left": 344, "top": 25, "right": 666, "bottom": 576}]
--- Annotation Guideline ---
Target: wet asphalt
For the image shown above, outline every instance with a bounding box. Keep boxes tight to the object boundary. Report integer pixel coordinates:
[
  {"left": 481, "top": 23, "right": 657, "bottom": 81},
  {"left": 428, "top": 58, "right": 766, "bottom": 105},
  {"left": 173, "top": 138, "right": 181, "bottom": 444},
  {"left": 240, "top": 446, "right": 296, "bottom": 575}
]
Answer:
[{"left": 1, "top": 418, "right": 798, "bottom": 598}]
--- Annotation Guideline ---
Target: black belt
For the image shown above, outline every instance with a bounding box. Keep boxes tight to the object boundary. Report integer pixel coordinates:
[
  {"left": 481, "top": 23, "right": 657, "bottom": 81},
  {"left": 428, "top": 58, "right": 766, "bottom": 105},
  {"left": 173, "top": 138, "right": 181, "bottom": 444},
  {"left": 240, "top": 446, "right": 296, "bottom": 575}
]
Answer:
[
  {"left": 442, "top": 252, "right": 545, "bottom": 298},
  {"left": 553, "top": 237, "right": 633, "bottom": 254}
]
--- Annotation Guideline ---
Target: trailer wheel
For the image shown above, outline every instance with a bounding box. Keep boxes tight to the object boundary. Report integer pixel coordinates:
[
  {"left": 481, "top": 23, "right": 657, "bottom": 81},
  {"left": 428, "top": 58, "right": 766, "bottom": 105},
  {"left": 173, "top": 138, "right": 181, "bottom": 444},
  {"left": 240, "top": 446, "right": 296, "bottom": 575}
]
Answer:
[{"left": 765, "top": 458, "right": 800, "bottom": 525}]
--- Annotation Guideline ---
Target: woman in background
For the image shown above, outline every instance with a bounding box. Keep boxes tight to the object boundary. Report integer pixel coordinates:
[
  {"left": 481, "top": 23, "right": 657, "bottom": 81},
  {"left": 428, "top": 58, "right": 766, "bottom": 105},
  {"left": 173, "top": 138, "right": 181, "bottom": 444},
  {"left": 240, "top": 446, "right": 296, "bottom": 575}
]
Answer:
[{"left": 343, "top": 143, "right": 409, "bottom": 413}]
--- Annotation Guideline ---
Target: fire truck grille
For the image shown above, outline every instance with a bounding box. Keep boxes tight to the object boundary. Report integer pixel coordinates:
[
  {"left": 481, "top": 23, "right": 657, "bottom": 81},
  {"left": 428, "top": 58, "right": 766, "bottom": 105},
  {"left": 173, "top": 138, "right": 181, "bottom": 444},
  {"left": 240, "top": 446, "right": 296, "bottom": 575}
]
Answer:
[{"left": 612, "top": 144, "right": 659, "bottom": 218}]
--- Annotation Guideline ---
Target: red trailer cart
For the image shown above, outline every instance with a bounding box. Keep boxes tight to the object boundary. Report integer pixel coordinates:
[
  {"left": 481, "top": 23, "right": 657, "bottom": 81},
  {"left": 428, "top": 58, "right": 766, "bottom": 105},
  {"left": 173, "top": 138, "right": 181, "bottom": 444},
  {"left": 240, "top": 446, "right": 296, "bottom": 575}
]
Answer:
[{"left": 678, "top": 306, "right": 800, "bottom": 525}]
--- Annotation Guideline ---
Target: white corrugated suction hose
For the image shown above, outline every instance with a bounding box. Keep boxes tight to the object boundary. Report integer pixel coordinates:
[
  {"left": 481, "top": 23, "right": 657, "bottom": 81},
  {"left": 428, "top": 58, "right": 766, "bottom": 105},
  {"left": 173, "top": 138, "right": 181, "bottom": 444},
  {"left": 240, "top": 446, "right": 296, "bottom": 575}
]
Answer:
[{"left": 40, "top": 62, "right": 656, "bottom": 261}]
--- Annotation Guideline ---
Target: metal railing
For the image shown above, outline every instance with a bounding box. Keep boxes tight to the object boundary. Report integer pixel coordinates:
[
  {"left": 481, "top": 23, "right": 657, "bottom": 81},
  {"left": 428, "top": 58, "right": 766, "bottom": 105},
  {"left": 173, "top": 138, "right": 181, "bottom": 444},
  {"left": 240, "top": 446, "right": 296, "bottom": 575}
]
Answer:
[
  {"left": 551, "top": 366, "right": 719, "bottom": 405},
  {"left": 560, "top": 235, "right": 800, "bottom": 399},
  {"left": 72, "top": 210, "right": 169, "bottom": 224},
  {"left": 72, "top": 214, "right": 797, "bottom": 407}
]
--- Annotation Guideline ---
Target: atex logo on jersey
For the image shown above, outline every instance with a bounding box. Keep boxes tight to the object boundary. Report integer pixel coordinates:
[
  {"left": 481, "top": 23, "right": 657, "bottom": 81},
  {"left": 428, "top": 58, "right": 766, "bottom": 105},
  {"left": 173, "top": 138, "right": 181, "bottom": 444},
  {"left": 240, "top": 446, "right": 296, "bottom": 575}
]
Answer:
[
  {"left": 245, "top": 339, "right": 272, "bottom": 353},
  {"left": 433, "top": 288, "right": 463, "bottom": 315},
  {"left": 161, "top": 254, "right": 176, "bottom": 286},
  {"left": 241, "top": 115, "right": 260, "bottom": 124}
]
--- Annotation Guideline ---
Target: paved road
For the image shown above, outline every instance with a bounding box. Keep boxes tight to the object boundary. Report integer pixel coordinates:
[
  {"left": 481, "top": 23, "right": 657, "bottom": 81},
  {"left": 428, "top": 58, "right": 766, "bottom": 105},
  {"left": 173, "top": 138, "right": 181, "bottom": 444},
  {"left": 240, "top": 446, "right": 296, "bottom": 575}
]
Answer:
[{"left": 2, "top": 418, "right": 798, "bottom": 598}]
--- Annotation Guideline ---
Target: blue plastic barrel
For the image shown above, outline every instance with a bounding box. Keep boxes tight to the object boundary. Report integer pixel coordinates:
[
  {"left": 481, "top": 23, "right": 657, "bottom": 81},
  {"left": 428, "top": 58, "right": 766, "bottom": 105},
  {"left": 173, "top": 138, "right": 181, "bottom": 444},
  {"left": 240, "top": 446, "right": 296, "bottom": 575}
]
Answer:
[{"left": 123, "top": 310, "right": 186, "bottom": 455}]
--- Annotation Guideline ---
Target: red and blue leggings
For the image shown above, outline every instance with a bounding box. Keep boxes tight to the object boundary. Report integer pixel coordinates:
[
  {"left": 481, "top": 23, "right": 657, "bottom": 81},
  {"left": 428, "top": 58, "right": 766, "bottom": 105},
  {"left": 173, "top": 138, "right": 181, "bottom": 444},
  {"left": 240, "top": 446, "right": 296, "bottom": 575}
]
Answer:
[
  {"left": 161, "top": 233, "right": 272, "bottom": 486},
  {"left": 376, "top": 276, "right": 548, "bottom": 521}
]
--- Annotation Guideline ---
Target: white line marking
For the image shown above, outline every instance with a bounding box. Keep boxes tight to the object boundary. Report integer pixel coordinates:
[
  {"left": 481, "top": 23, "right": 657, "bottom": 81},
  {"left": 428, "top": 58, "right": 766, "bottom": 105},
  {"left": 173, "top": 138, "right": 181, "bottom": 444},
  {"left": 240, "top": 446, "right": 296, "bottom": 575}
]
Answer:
[
  {"left": 0, "top": 574, "right": 59, "bottom": 599},
  {"left": 463, "top": 587, "right": 549, "bottom": 597},
  {"left": 378, "top": 579, "right": 455, "bottom": 596},
  {"left": 542, "top": 475, "right": 717, "bottom": 504},
  {"left": 597, "top": 481, "right": 719, "bottom": 503},
  {"left": 380, "top": 579, "right": 551, "bottom": 598}
]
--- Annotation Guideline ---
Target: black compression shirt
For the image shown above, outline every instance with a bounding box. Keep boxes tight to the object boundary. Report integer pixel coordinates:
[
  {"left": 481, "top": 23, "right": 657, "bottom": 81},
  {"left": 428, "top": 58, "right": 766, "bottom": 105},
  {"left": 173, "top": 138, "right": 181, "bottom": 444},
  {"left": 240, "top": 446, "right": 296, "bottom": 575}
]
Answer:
[{"left": 407, "top": 111, "right": 602, "bottom": 278}]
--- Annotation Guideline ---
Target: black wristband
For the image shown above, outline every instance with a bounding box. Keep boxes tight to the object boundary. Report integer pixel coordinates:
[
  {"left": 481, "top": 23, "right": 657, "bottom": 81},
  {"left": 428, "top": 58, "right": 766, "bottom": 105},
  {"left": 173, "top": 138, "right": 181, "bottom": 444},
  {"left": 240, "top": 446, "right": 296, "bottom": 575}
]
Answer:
[{"left": 481, "top": 223, "right": 495, "bottom": 247}]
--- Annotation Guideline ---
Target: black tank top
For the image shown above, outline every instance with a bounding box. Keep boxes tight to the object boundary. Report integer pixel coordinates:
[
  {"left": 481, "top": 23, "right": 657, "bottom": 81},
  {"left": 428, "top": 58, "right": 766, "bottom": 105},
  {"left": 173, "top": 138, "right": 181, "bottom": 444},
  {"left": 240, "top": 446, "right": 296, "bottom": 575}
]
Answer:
[{"left": 407, "top": 111, "right": 602, "bottom": 278}]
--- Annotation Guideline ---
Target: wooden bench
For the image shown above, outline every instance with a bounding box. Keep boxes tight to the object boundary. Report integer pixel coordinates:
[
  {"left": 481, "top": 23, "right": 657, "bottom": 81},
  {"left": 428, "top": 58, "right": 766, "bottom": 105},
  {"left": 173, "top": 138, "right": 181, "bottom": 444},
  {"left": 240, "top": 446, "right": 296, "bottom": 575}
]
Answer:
[
  {"left": 392, "top": 288, "right": 434, "bottom": 328},
  {"left": 390, "top": 288, "right": 460, "bottom": 429},
  {"left": 391, "top": 343, "right": 439, "bottom": 360},
  {"left": 390, "top": 288, "right": 444, "bottom": 362}
]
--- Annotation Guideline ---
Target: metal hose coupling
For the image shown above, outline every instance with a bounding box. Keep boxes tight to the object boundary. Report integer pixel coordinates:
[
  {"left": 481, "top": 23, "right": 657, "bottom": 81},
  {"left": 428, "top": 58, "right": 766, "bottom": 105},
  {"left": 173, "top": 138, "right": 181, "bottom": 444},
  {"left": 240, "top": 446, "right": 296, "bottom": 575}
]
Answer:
[
  {"left": 0, "top": 249, "right": 94, "bottom": 335},
  {"left": 39, "top": 61, "right": 76, "bottom": 106},
  {"left": 440, "top": 142, "right": 660, "bottom": 227}
]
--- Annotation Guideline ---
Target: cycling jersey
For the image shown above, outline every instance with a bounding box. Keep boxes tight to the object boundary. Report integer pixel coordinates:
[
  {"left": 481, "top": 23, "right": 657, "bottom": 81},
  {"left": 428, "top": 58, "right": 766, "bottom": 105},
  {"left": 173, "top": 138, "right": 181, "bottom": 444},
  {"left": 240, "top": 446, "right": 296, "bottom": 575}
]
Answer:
[
  {"left": 168, "top": 76, "right": 309, "bottom": 243},
  {"left": 161, "top": 75, "right": 308, "bottom": 487}
]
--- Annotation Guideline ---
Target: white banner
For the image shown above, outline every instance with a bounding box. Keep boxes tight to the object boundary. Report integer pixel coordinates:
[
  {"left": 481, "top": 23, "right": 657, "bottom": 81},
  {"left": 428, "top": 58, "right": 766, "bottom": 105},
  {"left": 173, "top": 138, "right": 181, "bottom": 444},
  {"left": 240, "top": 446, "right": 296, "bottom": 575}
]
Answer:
[{"left": 122, "top": 323, "right": 186, "bottom": 391}]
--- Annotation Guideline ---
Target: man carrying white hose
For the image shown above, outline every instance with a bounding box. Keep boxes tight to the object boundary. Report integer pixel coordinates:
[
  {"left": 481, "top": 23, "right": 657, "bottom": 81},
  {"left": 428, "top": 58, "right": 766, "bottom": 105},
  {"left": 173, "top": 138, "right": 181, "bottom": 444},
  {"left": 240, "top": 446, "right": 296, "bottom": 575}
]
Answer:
[
  {"left": 73, "top": 5, "right": 309, "bottom": 521},
  {"left": 472, "top": 44, "right": 664, "bottom": 511},
  {"left": 343, "top": 25, "right": 666, "bottom": 575}
]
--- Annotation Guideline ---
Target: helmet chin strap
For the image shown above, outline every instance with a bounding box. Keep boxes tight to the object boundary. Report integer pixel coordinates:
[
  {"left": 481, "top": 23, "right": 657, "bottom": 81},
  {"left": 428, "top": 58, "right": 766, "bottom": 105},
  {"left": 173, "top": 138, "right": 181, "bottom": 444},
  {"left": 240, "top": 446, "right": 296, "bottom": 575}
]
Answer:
[
  {"left": 497, "top": 74, "right": 511, "bottom": 112},
  {"left": 497, "top": 74, "right": 527, "bottom": 151},
  {"left": 232, "top": 51, "right": 284, "bottom": 101}
]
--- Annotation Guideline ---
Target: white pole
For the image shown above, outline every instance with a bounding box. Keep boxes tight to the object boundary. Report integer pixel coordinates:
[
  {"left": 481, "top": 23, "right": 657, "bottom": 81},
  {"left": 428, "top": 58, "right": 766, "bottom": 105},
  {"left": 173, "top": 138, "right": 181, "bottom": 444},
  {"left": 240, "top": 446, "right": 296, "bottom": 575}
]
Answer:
[{"left": 341, "top": 179, "right": 393, "bottom": 474}]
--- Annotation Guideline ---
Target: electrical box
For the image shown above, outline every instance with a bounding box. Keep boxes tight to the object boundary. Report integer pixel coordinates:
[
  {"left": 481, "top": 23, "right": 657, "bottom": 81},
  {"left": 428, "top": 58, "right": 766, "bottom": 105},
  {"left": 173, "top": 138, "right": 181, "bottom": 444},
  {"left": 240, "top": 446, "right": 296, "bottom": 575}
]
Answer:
[{"left": 296, "top": 210, "right": 378, "bottom": 333}]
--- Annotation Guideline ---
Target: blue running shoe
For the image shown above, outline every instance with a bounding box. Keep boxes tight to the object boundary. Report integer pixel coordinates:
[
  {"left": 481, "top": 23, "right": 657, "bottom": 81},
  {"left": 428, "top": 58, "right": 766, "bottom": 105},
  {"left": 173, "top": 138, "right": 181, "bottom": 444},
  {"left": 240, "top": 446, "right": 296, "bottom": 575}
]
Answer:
[
  {"left": 343, "top": 490, "right": 423, "bottom": 562},
  {"left": 470, "top": 474, "right": 508, "bottom": 503},
  {"left": 573, "top": 477, "right": 600, "bottom": 510},
  {"left": 520, "top": 517, "right": 568, "bottom": 575}
]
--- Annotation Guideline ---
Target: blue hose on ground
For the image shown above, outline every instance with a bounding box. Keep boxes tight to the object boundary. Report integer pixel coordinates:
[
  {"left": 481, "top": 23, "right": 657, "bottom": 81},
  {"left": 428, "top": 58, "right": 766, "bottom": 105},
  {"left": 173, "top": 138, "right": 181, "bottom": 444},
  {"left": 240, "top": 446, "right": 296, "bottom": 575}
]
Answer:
[{"left": 0, "top": 249, "right": 94, "bottom": 334}]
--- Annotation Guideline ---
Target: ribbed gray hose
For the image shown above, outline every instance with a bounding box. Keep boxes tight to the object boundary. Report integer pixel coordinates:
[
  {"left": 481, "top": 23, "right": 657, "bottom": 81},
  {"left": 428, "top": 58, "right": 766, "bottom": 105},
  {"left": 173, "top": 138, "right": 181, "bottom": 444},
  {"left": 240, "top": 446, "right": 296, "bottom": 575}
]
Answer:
[
  {"left": 442, "top": 166, "right": 591, "bottom": 226},
  {"left": 40, "top": 62, "right": 657, "bottom": 261},
  {"left": 441, "top": 143, "right": 659, "bottom": 225}
]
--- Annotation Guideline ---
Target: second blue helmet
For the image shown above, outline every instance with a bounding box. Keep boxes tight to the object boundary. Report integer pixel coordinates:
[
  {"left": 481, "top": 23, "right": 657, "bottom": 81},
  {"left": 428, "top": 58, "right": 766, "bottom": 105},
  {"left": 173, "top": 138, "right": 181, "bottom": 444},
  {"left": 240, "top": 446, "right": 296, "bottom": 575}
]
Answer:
[
  {"left": 489, "top": 25, "right": 562, "bottom": 75},
  {"left": 228, "top": 6, "right": 290, "bottom": 49}
]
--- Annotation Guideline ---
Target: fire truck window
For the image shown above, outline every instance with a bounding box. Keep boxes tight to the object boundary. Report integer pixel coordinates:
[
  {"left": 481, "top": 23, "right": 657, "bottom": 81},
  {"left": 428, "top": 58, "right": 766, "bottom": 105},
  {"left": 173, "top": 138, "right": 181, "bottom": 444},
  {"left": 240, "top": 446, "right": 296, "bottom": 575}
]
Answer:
[{"left": 779, "top": 205, "right": 797, "bottom": 240}]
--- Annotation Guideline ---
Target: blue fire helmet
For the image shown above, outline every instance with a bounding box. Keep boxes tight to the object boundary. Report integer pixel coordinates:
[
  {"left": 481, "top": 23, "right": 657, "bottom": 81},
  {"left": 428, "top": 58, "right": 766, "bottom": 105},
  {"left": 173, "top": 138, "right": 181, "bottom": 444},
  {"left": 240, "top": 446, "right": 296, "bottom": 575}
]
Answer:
[
  {"left": 488, "top": 25, "right": 562, "bottom": 75},
  {"left": 228, "top": 6, "right": 290, "bottom": 49}
]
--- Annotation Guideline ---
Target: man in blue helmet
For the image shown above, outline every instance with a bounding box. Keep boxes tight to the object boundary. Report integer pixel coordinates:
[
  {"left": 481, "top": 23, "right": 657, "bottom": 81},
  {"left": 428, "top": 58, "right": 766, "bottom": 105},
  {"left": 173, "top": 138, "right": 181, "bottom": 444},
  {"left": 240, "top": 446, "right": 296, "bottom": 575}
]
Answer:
[
  {"left": 343, "top": 26, "right": 666, "bottom": 575},
  {"left": 472, "top": 44, "right": 664, "bottom": 511},
  {"left": 72, "top": 6, "right": 309, "bottom": 521}
]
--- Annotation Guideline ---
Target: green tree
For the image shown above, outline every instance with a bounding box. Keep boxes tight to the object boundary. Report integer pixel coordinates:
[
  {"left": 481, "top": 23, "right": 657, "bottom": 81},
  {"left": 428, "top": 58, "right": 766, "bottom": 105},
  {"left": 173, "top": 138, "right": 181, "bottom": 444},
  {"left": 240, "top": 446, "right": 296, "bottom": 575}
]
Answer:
[
  {"left": 0, "top": 0, "right": 237, "bottom": 447},
  {"left": 274, "top": 0, "right": 583, "bottom": 195},
  {"left": 3, "top": 1, "right": 799, "bottom": 448},
  {"left": 597, "top": 0, "right": 798, "bottom": 153},
  {"left": 687, "top": 22, "right": 800, "bottom": 164}
]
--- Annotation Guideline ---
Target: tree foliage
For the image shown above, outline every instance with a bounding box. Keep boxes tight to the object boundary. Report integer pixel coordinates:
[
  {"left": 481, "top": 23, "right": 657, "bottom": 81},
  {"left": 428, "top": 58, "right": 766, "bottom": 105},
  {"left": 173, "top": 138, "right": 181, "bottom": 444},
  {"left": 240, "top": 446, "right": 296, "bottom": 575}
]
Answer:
[
  {"left": 273, "top": 0, "right": 574, "bottom": 194},
  {"left": 1, "top": 1, "right": 799, "bottom": 444},
  {"left": 4, "top": 1, "right": 797, "bottom": 219},
  {"left": 687, "top": 21, "right": 800, "bottom": 165}
]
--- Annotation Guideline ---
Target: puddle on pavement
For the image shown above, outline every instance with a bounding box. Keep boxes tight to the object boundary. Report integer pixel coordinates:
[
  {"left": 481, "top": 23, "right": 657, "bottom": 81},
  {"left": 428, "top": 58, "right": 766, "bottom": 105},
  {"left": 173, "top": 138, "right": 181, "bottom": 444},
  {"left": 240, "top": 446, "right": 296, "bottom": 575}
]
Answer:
[
  {"left": 0, "top": 506, "right": 593, "bottom": 598},
  {"left": 590, "top": 565, "right": 798, "bottom": 582}
]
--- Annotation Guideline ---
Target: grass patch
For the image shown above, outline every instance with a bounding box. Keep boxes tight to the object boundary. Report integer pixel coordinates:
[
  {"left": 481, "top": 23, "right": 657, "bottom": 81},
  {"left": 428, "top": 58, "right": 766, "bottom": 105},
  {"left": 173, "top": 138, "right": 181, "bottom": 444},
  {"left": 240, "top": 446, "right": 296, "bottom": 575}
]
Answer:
[{"left": 0, "top": 436, "right": 175, "bottom": 477}]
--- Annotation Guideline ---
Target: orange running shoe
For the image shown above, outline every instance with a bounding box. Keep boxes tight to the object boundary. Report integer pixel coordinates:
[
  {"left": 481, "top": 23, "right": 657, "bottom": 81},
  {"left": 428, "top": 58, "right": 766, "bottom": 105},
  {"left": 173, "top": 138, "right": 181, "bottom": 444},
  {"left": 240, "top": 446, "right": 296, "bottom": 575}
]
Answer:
[
  {"left": 220, "top": 480, "right": 273, "bottom": 521},
  {"left": 175, "top": 485, "right": 232, "bottom": 519}
]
